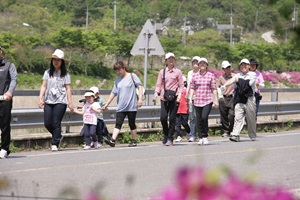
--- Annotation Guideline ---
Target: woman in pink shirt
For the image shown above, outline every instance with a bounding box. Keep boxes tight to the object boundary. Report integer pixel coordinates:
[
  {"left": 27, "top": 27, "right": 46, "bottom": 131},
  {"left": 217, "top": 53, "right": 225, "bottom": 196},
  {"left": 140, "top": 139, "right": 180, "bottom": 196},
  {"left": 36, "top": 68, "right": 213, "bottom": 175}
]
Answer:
[
  {"left": 153, "top": 52, "right": 184, "bottom": 146},
  {"left": 189, "top": 57, "right": 218, "bottom": 145}
]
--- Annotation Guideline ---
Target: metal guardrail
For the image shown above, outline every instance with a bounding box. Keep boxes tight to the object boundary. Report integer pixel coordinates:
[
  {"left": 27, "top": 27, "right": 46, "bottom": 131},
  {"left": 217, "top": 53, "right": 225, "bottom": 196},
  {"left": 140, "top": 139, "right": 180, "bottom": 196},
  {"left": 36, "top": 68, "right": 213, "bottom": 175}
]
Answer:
[
  {"left": 11, "top": 101, "right": 300, "bottom": 131},
  {"left": 10, "top": 88, "right": 300, "bottom": 131}
]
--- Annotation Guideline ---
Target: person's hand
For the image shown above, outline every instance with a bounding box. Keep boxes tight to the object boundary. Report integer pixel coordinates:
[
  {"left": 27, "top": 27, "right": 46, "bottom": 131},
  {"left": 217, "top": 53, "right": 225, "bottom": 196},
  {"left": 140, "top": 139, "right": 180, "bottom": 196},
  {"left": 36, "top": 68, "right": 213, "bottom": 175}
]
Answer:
[
  {"left": 68, "top": 103, "right": 74, "bottom": 112},
  {"left": 138, "top": 100, "right": 143, "bottom": 107},
  {"left": 213, "top": 101, "right": 219, "bottom": 109},
  {"left": 220, "top": 85, "right": 226, "bottom": 93},
  {"left": 176, "top": 94, "right": 181, "bottom": 103},
  {"left": 38, "top": 100, "right": 44, "bottom": 108},
  {"left": 102, "top": 105, "right": 108, "bottom": 110},
  {"left": 4, "top": 92, "right": 12, "bottom": 101},
  {"left": 152, "top": 96, "right": 156, "bottom": 103}
]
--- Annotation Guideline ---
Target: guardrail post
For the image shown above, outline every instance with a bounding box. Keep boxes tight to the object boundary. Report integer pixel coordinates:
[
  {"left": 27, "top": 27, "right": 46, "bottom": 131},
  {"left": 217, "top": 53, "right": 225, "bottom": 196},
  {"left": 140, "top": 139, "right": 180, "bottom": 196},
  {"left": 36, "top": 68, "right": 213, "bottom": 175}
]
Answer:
[{"left": 271, "top": 90, "right": 278, "bottom": 120}]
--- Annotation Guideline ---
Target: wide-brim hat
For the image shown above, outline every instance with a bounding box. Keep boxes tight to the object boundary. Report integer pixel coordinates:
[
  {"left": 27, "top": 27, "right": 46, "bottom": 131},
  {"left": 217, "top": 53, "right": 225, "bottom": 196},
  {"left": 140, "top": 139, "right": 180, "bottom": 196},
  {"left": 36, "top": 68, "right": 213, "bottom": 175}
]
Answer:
[{"left": 46, "top": 49, "right": 70, "bottom": 63}]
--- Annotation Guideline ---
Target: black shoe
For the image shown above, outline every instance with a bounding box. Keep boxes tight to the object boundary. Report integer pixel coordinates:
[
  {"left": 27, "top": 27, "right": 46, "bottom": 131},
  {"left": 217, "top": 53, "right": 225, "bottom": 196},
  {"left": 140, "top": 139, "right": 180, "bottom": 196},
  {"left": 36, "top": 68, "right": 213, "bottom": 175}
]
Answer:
[
  {"left": 128, "top": 139, "right": 137, "bottom": 147},
  {"left": 229, "top": 135, "right": 240, "bottom": 142},
  {"left": 162, "top": 136, "right": 168, "bottom": 145},
  {"left": 105, "top": 139, "right": 115, "bottom": 147}
]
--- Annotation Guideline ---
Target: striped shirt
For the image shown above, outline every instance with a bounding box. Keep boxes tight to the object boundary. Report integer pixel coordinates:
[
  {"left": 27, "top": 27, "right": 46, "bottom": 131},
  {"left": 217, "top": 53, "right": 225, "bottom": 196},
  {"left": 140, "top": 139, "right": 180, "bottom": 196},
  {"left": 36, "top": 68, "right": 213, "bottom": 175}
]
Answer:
[{"left": 190, "top": 71, "right": 217, "bottom": 107}]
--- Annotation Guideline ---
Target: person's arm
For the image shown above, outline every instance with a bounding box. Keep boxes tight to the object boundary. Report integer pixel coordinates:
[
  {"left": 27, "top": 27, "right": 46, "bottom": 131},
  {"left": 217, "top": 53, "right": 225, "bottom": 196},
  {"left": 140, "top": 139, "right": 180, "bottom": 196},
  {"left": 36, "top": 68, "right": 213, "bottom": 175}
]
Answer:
[
  {"left": 102, "top": 93, "right": 116, "bottom": 110},
  {"left": 176, "top": 71, "right": 184, "bottom": 103},
  {"left": 221, "top": 74, "right": 238, "bottom": 91},
  {"left": 188, "top": 88, "right": 195, "bottom": 105},
  {"left": 4, "top": 63, "right": 17, "bottom": 101},
  {"left": 66, "top": 84, "right": 74, "bottom": 112},
  {"left": 212, "top": 89, "right": 218, "bottom": 108},
  {"left": 74, "top": 107, "right": 84, "bottom": 115},
  {"left": 90, "top": 103, "right": 101, "bottom": 114},
  {"left": 211, "top": 75, "right": 219, "bottom": 108},
  {"left": 38, "top": 80, "right": 47, "bottom": 108},
  {"left": 153, "top": 70, "right": 162, "bottom": 102},
  {"left": 137, "top": 85, "right": 143, "bottom": 107}
]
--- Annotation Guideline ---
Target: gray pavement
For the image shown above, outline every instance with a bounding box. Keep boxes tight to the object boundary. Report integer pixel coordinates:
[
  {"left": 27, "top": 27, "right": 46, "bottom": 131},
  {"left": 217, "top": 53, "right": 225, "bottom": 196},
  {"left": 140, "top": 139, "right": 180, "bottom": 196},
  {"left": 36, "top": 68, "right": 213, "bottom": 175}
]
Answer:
[{"left": 1, "top": 131, "right": 300, "bottom": 200}]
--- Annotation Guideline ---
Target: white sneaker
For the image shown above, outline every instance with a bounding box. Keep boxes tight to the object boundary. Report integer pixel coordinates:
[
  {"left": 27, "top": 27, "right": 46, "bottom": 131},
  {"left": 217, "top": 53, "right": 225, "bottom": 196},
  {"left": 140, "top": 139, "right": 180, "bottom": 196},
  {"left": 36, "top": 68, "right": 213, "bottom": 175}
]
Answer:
[
  {"left": 90, "top": 142, "right": 94, "bottom": 148},
  {"left": 51, "top": 145, "right": 58, "bottom": 151},
  {"left": 94, "top": 142, "right": 103, "bottom": 149},
  {"left": 197, "top": 139, "right": 203, "bottom": 145},
  {"left": 203, "top": 138, "right": 209, "bottom": 145},
  {"left": 175, "top": 136, "right": 182, "bottom": 142},
  {"left": 188, "top": 137, "right": 195, "bottom": 142},
  {"left": 0, "top": 149, "right": 8, "bottom": 159},
  {"left": 83, "top": 145, "right": 91, "bottom": 150}
]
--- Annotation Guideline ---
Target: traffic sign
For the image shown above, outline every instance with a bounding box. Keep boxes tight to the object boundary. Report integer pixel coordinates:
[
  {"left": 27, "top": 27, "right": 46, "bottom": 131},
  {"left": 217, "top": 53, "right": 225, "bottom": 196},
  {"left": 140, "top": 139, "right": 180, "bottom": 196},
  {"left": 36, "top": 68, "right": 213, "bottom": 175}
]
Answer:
[
  {"left": 130, "top": 19, "right": 165, "bottom": 90},
  {"left": 130, "top": 19, "right": 165, "bottom": 55}
]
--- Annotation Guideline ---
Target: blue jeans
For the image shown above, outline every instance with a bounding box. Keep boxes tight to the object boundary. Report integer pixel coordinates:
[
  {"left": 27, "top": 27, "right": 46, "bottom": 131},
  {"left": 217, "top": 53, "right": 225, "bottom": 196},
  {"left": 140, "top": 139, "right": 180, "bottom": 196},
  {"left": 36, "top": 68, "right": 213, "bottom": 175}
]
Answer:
[
  {"left": 188, "top": 100, "right": 196, "bottom": 139},
  {"left": 44, "top": 103, "right": 67, "bottom": 147}
]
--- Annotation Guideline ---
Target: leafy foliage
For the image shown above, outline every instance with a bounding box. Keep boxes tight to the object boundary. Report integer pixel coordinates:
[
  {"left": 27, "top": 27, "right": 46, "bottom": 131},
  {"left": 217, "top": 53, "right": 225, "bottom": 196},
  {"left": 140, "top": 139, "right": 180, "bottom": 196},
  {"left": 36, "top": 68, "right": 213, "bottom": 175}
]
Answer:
[{"left": 0, "top": 0, "right": 300, "bottom": 81}]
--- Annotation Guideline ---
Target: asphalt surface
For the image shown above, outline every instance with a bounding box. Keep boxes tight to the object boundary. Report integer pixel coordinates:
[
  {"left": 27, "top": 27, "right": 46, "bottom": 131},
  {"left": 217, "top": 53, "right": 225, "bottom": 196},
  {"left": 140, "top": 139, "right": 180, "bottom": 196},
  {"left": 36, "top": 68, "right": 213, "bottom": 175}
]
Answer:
[{"left": 0, "top": 131, "right": 300, "bottom": 200}]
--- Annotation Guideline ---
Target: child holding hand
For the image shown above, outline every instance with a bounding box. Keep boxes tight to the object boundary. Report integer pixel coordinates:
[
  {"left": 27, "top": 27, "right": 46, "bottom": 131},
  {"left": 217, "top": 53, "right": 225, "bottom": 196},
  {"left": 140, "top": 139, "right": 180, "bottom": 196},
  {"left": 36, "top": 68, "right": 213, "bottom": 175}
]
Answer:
[{"left": 74, "top": 90, "right": 102, "bottom": 150}]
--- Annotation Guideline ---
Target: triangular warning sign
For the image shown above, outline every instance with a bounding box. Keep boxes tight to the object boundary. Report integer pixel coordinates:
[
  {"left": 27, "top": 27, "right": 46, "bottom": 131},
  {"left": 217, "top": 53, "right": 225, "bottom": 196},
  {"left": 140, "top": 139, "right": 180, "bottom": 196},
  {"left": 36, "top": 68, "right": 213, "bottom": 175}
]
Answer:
[{"left": 130, "top": 19, "right": 165, "bottom": 56}]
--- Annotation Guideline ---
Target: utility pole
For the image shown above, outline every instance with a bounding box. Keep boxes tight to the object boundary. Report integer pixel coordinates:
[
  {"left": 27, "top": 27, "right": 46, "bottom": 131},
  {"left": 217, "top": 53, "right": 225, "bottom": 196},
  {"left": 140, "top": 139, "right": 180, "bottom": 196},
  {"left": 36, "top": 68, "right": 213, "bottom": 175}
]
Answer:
[
  {"left": 230, "top": 6, "right": 233, "bottom": 46},
  {"left": 182, "top": 14, "right": 187, "bottom": 47},
  {"left": 86, "top": 6, "right": 89, "bottom": 31},
  {"left": 292, "top": 4, "right": 298, "bottom": 29}
]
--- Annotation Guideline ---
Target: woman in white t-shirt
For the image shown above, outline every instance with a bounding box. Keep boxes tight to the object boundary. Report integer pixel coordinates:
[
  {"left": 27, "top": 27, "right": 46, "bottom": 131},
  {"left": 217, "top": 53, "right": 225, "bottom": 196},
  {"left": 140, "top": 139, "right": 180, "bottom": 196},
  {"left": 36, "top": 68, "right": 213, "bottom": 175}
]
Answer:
[
  {"left": 38, "top": 49, "right": 74, "bottom": 151},
  {"left": 74, "top": 91, "right": 101, "bottom": 150}
]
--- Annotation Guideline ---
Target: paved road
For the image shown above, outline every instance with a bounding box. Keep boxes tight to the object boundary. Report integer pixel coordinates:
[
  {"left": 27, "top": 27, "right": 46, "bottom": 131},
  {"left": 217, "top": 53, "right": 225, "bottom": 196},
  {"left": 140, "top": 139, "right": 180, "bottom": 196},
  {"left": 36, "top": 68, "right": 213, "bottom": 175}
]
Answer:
[
  {"left": 262, "top": 30, "right": 277, "bottom": 43},
  {"left": 1, "top": 131, "right": 300, "bottom": 200}
]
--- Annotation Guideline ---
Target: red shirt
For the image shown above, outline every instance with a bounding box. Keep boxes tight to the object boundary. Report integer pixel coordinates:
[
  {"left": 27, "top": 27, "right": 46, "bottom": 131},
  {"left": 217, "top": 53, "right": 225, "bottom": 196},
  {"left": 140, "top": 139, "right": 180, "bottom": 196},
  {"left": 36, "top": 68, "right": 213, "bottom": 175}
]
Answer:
[
  {"left": 190, "top": 71, "right": 217, "bottom": 107},
  {"left": 177, "top": 88, "right": 188, "bottom": 114}
]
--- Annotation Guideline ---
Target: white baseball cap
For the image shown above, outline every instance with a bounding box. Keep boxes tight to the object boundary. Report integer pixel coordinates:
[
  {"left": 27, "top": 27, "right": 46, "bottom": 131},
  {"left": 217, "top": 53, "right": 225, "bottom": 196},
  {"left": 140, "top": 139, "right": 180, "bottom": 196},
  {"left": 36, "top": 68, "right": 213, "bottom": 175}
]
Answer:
[
  {"left": 191, "top": 56, "right": 201, "bottom": 62},
  {"left": 89, "top": 86, "right": 99, "bottom": 94},
  {"left": 221, "top": 60, "right": 231, "bottom": 69},
  {"left": 199, "top": 57, "right": 208, "bottom": 64},
  {"left": 165, "top": 52, "right": 175, "bottom": 59},
  {"left": 84, "top": 91, "right": 95, "bottom": 97},
  {"left": 239, "top": 58, "right": 250, "bottom": 66},
  {"left": 182, "top": 76, "right": 187, "bottom": 82}
]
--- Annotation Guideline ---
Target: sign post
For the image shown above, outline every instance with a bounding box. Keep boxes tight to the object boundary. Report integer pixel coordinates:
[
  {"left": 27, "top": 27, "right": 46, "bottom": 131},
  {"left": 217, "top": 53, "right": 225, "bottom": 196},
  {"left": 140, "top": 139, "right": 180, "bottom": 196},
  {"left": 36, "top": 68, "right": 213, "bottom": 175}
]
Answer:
[{"left": 130, "top": 19, "right": 165, "bottom": 89}]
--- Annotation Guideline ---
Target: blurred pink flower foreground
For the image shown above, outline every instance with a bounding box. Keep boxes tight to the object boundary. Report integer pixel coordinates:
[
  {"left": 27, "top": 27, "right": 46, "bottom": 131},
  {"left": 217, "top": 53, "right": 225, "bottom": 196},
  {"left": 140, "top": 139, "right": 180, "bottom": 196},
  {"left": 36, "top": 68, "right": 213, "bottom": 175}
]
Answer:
[{"left": 153, "top": 166, "right": 297, "bottom": 200}]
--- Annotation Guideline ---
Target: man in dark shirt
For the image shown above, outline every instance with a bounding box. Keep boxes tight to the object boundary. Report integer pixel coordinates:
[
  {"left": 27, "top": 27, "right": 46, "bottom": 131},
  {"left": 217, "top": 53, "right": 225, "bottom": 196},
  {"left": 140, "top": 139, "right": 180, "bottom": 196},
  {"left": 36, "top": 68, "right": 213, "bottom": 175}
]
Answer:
[{"left": 0, "top": 46, "right": 18, "bottom": 158}]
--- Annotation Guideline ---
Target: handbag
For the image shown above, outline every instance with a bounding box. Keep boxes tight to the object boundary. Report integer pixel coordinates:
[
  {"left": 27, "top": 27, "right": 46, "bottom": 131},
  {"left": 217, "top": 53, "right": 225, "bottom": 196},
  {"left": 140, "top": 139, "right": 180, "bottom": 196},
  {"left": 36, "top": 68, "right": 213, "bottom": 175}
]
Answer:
[
  {"left": 164, "top": 90, "right": 177, "bottom": 101},
  {"left": 255, "top": 92, "right": 262, "bottom": 101},
  {"left": 163, "top": 68, "right": 177, "bottom": 101}
]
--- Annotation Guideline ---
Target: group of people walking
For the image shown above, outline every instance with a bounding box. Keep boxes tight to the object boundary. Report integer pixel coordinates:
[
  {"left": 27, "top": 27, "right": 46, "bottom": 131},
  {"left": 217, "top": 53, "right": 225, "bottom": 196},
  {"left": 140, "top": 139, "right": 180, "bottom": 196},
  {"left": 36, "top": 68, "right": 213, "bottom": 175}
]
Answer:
[
  {"left": 0, "top": 48, "right": 265, "bottom": 158},
  {"left": 153, "top": 52, "right": 265, "bottom": 146}
]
